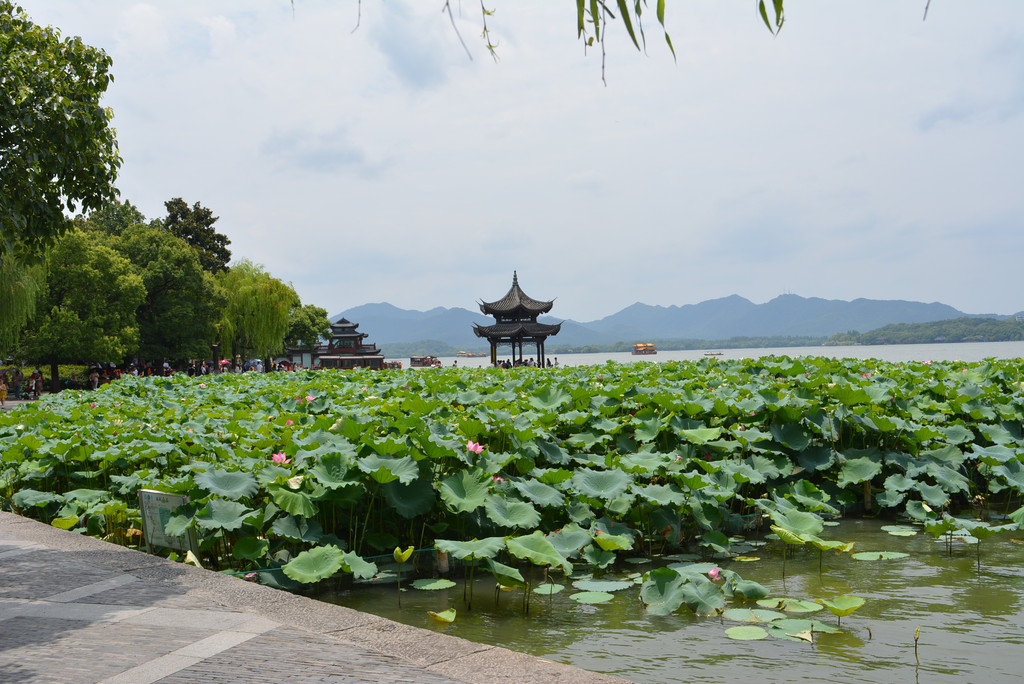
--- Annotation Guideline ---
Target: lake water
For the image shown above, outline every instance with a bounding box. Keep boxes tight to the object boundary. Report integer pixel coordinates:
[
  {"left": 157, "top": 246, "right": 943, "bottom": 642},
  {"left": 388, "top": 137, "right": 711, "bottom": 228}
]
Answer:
[
  {"left": 436, "top": 341, "right": 1024, "bottom": 369},
  {"left": 329, "top": 520, "right": 1024, "bottom": 683}
]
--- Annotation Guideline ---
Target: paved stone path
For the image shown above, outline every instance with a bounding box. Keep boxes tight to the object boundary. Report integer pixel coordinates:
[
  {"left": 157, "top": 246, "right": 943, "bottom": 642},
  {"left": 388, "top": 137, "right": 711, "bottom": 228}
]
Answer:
[{"left": 0, "top": 513, "right": 626, "bottom": 684}]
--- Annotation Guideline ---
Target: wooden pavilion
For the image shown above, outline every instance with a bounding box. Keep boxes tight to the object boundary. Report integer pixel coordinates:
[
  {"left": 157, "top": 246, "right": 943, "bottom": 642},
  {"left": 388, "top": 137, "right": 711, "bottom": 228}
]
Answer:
[{"left": 473, "top": 272, "right": 561, "bottom": 367}]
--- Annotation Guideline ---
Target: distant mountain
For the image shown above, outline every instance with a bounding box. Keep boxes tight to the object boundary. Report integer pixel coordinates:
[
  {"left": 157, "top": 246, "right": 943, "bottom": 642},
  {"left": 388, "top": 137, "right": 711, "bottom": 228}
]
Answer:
[{"left": 334, "top": 295, "right": 1006, "bottom": 350}]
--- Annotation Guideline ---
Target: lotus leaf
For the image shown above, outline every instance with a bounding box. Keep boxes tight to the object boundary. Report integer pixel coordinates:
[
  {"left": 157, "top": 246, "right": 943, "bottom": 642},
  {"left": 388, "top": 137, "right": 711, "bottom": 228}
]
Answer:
[
  {"left": 533, "top": 583, "right": 565, "bottom": 595},
  {"left": 756, "top": 598, "right": 822, "bottom": 614},
  {"left": 570, "top": 591, "right": 615, "bottom": 604},
  {"left": 506, "top": 531, "right": 572, "bottom": 574},
  {"left": 571, "top": 468, "right": 631, "bottom": 501},
  {"left": 880, "top": 525, "right": 918, "bottom": 537},
  {"left": 836, "top": 456, "right": 883, "bottom": 487},
  {"left": 484, "top": 495, "right": 541, "bottom": 529},
  {"left": 680, "top": 579, "right": 726, "bottom": 615},
  {"left": 428, "top": 608, "right": 456, "bottom": 622},
  {"left": 483, "top": 557, "right": 525, "bottom": 589},
  {"left": 640, "top": 567, "right": 687, "bottom": 615},
  {"left": 382, "top": 478, "right": 435, "bottom": 519},
  {"left": 193, "top": 468, "right": 258, "bottom": 500},
  {"left": 851, "top": 551, "right": 909, "bottom": 560},
  {"left": 725, "top": 626, "right": 769, "bottom": 640},
  {"left": 767, "top": 618, "right": 839, "bottom": 641},
  {"left": 411, "top": 578, "right": 457, "bottom": 590},
  {"left": 266, "top": 484, "right": 318, "bottom": 518},
  {"left": 723, "top": 608, "right": 786, "bottom": 623},
  {"left": 438, "top": 469, "right": 490, "bottom": 513},
  {"left": 572, "top": 579, "right": 633, "bottom": 592},
  {"left": 582, "top": 544, "right": 616, "bottom": 569},
  {"left": 547, "top": 524, "right": 593, "bottom": 556},
  {"left": 435, "top": 536, "right": 505, "bottom": 560},
  {"left": 816, "top": 594, "right": 865, "bottom": 618},
  {"left": 233, "top": 536, "right": 270, "bottom": 560},
  {"left": 356, "top": 454, "right": 419, "bottom": 484},
  {"left": 512, "top": 479, "right": 565, "bottom": 507},
  {"left": 282, "top": 545, "right": 345, "bottom": 583},
  {"left": 195, "top": 499, "right": 254, "bottom": 532}
]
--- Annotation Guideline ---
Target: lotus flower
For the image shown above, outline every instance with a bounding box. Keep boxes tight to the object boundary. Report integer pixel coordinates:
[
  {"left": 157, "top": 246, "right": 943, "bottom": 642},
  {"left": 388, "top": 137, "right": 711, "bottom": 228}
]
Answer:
[
  {"left": 305, "top": 394, "right": 316, "bottom": 402},
  {"left": 467, "top": 440, "right": 484, "bottom": 454},
  {"left": 285, "top": 419, "right": 294, "bottom": 426},
  {"left": 271, "top": 452, "right": 292, "bottom": 464},
  {"left": 708, "top": 567, "right": 720, "bottom": 580}
]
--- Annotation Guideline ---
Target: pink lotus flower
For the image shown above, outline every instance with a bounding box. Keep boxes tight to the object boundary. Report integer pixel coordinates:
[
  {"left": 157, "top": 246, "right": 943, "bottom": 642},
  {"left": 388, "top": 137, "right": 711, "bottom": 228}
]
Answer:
[
  {"left": 285, "top": 419, "right": 294, "bottom": 426},
  {"left": 271, "top": 452, "right": 292, "bottom": 464},
  {"left": 708, "top": 567, "right": 720, "bottom": 580},
  {"left": 492, "top": 476, "right": 505, "bottom": 482},
  {"left": 467, "top": 440, "right": 484, "bottom": 454},
  {"left": 89, "top": 403, "right": 96, "bottom": 408},
  {"left": 305, "top": 394, "right": 316, "bottom": 402}
]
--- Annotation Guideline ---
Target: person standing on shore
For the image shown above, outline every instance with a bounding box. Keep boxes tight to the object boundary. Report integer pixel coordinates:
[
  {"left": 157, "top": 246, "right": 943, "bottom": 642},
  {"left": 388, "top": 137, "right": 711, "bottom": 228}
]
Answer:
[
  {"left": 11, "top": 368, "right": 22, "bottom": 400},
  {"left": 0, "top": 374, "right": 7, "bottom": 409}
]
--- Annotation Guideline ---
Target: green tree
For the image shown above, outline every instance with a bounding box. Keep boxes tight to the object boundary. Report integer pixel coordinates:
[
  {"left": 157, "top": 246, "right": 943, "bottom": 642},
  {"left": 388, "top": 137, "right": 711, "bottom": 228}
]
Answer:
[
  {"left": 217, "top": 260, "right": 298, "bottom": 361},
  {"left": 0, "top": 2, "right": 121, "bottom": 259},
  {"left": 164, "top": 198, "right": 232, "bottom": 274},
  {"left": 87, "top": 199, "right": 148, "bottom": 236},
  {"left": 21, "top": 230, "right": 145, "bottom": 391},
  {"left": 113, "top": 224, "right": 225, "bottom": 363},
  {"left": 284, "top": 304, "right": 332, "bottom": 351},
  {"left": 0, "top": 257, "right": 44, "bottom": 356}
]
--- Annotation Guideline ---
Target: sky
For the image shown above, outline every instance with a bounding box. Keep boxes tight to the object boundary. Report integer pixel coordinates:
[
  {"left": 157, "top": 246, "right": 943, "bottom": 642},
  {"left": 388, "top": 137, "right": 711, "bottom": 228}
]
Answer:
[{"left": 19, "top": 1, "right": 1024, "bottom": 322}]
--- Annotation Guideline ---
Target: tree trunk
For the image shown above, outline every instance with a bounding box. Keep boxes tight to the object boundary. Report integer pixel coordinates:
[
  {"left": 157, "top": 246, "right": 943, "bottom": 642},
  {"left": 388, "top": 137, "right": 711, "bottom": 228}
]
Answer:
[{"left": 49, "top": 358, "right": 60, "bottom": 394}]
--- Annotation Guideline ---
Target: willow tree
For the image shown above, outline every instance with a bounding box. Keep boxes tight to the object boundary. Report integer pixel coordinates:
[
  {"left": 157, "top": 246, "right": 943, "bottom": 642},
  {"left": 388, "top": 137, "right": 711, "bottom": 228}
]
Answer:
[
  {"left": 0, "top": 257, "right": 44, "bottom": 355},
  {"left": 217, "top": 260, "right": 298, "bottom": 361}
]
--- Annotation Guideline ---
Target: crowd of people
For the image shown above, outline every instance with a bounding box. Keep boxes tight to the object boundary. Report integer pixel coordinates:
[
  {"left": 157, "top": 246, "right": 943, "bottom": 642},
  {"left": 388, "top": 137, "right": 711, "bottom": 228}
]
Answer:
[
  {"left": 0, "top": 368, "right": 45, "bottom": 407},
  {"left": 492, "top": 357, "right": 558, "bottom": 368}
]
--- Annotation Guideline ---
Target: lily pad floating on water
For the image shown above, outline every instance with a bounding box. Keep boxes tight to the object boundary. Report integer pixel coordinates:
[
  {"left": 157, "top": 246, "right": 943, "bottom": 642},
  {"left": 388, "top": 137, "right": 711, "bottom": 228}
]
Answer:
[
  {"left": 816, "top": 595, "right": 865, "bottom": 626},
  {"left": 624, "top": 557, "right": 651, "bottom": 565},
  {"left": 663, "top": 553, "right": 701, "bottom": 562},
  {"left": 722, "top": 608, "right": 787, "bottom": 623},
  {"left": 572, "top": 579, "right": 634, "bottom": 592},
  {"left": 733, "top": 556, "right": 761, "bottom": 562},
  {"left": 756, "top": 598, "right": 823, "bottom": 614},
  {"left": 412, "top": 578, "right": 457, "bottom": 590},
  {"left": 570, "top": 591, "right": 615, "bottom": 604},
  {"left": 766, "top": 618, "right": 839, "bottom": 642},
  {"left": 725, "top": 625, "right": 769, "bottom": 640},
  {"left": 880, "top": 525, "right": 918, "bottom": 537},
  {"left": 428, "top": 608, "right": 456, "bottom": 623},
  {"left": 851, "top": 551, "right": 909, "bottom": 561},
  {"left": 533, "top": 583, "right": 565, "bottom": 596}
]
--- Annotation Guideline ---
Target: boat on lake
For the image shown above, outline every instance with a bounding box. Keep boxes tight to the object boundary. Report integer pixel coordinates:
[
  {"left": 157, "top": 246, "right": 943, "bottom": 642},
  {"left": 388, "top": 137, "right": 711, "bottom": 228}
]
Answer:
[
  {"left": 457, "top": 351, "right": 487, "bottom": 358},
  {"left": 632, "top": 343, "right": 657, "bottom": 355},
  {"left": 410, "top": 355, "right": 441, "bottom": 368},
  {"left": 704, "top": 351, "right": 724, "bottom": 357}
]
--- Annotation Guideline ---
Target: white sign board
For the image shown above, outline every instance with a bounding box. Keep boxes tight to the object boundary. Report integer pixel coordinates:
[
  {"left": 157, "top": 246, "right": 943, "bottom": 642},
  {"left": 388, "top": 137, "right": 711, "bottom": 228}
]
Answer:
[{"left": 138, "top": 489, "right": 198, "bottom": 554}]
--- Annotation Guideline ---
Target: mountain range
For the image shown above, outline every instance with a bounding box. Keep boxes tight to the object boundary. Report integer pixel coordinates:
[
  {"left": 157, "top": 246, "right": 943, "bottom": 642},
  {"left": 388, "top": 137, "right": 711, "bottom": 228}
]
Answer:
[{"left": 332, "top": 295, "right": 1013, "bottom": 350}]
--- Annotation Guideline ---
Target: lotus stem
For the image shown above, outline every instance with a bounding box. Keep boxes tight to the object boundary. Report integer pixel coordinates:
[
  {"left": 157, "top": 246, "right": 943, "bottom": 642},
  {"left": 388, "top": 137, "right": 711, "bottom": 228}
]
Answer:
[{"left": 914, "top": 625, "right": 921, "bottom": 666}]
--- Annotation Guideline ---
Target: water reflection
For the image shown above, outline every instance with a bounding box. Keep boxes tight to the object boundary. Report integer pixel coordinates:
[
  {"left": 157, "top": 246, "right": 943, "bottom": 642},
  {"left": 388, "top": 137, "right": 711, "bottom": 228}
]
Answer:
[{"left": 326, "top": 520, "right": 1024, "bottom": 683}]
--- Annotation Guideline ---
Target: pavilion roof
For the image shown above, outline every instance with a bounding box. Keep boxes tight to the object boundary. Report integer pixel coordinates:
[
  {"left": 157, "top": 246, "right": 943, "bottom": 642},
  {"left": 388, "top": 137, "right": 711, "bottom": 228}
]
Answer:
[
  {"left": 472, "top": 321, "right": 562, "bottom": 339},
  {"left": 478, "top": 271, "right": 554, "bottom": 317}
]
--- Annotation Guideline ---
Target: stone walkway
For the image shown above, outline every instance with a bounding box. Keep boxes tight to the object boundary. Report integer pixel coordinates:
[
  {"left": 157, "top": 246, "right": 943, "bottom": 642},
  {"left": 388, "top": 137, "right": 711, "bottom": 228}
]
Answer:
[{"left": 0, "top": 513, "right": 626, "bottom": 684}]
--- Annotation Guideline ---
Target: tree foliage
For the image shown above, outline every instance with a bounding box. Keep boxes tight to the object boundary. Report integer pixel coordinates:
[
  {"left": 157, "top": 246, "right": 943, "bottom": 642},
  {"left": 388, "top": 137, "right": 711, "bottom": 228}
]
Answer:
[
  {"left": 21, "top": 230, "right": 145, "bottom": 390},
  {"left": 87, "top": 199, "right": 148, "bottom": 236},
  {"left": 164, "top": 198, "right": 232, "bottom": 274},
  {"left": 827, "top": 318, "right": 1024, "bottom": 346},
  {"left": 0, "top": 2, "right": 121, "bottom": 259},
  {"left": 113, "top": 224, "right": 225, "bottom": 362},
  {"left": 0, "top": 257, "right": 44, "bottom": 355},
  {"left": 285, "top": 304, "right": 332, "bottom": 352},
  {"left": 217, "top": 260, "right": 298, "bottom": 359}
]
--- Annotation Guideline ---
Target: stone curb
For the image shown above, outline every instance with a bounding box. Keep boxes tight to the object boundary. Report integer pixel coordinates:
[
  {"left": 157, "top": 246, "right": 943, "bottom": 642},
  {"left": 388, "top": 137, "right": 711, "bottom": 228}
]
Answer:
[{"left": 0, "top": 512, "right": 628, "bottom": 684}]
